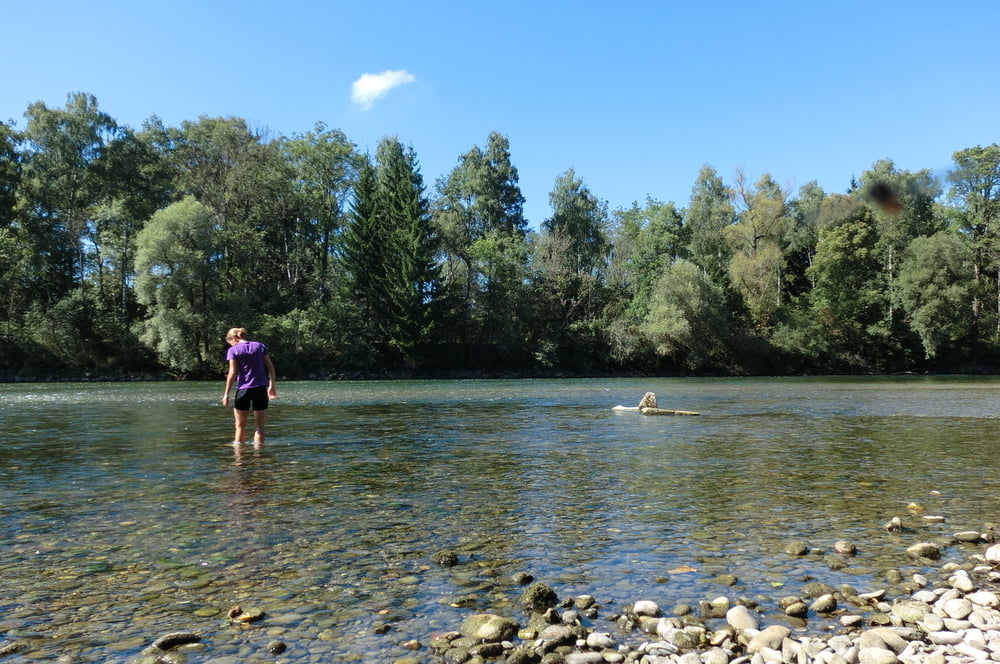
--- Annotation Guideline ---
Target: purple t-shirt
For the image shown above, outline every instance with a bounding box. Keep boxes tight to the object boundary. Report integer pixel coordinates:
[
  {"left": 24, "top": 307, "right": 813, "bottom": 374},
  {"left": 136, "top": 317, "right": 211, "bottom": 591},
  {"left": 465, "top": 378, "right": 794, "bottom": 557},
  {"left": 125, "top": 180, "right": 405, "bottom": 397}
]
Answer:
[{"left": 226, "top": 341, "right": 269, "bottom": 390}]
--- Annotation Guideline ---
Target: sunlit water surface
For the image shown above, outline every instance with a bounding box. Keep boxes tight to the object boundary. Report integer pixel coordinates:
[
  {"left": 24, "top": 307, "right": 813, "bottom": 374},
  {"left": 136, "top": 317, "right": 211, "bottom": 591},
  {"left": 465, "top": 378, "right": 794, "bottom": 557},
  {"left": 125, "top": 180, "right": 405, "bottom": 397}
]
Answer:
[{"left": 3, "top": 377, "right": 1000, "bottom": 662}]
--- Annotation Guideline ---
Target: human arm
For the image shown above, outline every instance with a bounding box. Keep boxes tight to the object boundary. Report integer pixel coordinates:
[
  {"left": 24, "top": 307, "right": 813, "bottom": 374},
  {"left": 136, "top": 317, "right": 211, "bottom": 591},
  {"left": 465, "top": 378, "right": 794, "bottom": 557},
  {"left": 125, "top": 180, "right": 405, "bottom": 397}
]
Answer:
[
  {"left": 264, "top": 354, "right": 277, "bottom": 399},
  {"left": 222, "top": 358, "right": 237, "bottom": 406}
]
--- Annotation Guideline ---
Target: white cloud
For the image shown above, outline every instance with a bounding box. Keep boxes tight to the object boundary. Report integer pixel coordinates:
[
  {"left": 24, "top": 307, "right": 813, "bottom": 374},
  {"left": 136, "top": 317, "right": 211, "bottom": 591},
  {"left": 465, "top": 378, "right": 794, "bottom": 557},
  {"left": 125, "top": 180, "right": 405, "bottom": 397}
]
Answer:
[{"left": 351, "top": 70, "right": 416, "bottom": 109}]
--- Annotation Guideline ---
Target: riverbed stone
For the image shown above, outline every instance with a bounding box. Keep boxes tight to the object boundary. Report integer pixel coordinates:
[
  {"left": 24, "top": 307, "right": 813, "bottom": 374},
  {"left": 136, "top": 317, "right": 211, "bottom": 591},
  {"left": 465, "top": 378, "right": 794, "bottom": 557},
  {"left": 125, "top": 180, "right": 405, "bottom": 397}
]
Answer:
[
  {"left": 632, "top": 600, "right": 660, "bottom": 617},
  {"left": 564, "top": 652, "right": 605, "bottom": 664},
  {"left": 151, "top": 632, "right": 201, "bottom": 650},
  {"left": 726, "top": 605, "right": 758, "bottom": 631},
  {"left": 968, "top": 590, "right": 999, "bottom": 607},
  {"left": 521, "top": 582, "right": 559, "bottom": 611},
  {"left": 953, "top": 531, "right": 984, "bottom": 543},
  {"left": 746, "top": 625, "right": 790, "bottom": 653},
  {"left": 919, "top": 613, "right": 944, "bottom": 632},
  {"left": 834, "top": 540, "right": 857, "bottom": 555},
  {"left": 927, "top": 630, "right": 963, "bottom": 645},
  {"left": 858, "top": 646, "right": 899, "bottom": 664},
  {"left": 890, "top": 599, "right": 931, "bottom": 624},
  {"left": 585, "top": 631, "right": 616, "bottom": 649},
  {"left": 858, "top": 627, "right": 907, "bottom": 653},
  {"left": 942, "top": 597, "right": 973, "bottom": 620},
  {"left": 905, "top": 542, "right": 941, "bottom": 559},
  {"left": 783, "top": 540, "right": 809, "bottom": 555},
  {"left": 459, "top": 614, "right": 519, "bottom": 642},
  {"left": 431, "top": 550, "right": 459, "bottom": 566},
  {"left": 802, "top": 581, "right": 836, "bottom": 598},
  {"left": 810, "top": 594, "right": 837, "bottom": 613}
]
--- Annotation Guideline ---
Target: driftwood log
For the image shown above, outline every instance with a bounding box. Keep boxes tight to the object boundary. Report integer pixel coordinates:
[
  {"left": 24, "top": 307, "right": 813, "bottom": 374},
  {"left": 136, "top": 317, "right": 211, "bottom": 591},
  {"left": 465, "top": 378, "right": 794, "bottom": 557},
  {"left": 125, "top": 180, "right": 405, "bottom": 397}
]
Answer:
[{"left": 612, "top": 392, "right": 699, "bottom": 416}]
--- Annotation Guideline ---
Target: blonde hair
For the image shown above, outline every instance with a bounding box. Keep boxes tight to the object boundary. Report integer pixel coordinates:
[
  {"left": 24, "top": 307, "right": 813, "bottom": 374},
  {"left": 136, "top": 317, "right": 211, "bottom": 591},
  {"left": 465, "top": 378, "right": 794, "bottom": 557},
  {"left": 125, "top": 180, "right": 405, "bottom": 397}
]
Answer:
[{"left": 226, "top": 327, "right": 247, "bottom": 342}]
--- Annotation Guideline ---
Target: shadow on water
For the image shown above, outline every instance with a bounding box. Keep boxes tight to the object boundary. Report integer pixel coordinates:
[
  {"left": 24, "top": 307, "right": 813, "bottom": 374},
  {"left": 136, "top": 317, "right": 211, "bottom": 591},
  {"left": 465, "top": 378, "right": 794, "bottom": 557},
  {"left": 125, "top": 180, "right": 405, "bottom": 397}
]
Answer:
[{"left": 3, "top": 377, "right": 1000, "bottom": 661}]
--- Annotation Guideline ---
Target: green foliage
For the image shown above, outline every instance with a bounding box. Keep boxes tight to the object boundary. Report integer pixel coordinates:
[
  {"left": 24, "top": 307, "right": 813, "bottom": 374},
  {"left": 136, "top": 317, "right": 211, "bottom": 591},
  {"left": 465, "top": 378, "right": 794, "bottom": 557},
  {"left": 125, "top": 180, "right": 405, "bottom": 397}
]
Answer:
[
  {"left": 19, "top": 93, "right": 122, "bottom": 299},
  {"left": 340, "top": 138, "right": 438, "bottom": 369},
  {"left": 807, "top": 198, "right": 889, "bottom": 364},
  {"left": 685, "top": 166, "right": 735, "bottom": 287},
  {"left": 432, "top": 132, "right": 531, "bottom": 363},
  {"left": 897, "top": 232, "right": 974, "bottom": 358},
  {"left": 543, "top": 168, "right": 609, "bottom": 276},
  {"left": 282, "top": 123, "right": 360, "bottom": 301},
  {"left": 641, "top": 259, "right": 729, "bottom": 371},
  {"left": 134, "top": 196, "right": 230, "bottom": 375},
  {"left": 727, "top": 172, "right": 791, "bottom": 331},
  {"left": 0, "top": 92, "right": 995, "bottom": 377},
  {"left": 0, "top": 121, "right": 21, "bottom": 228}
]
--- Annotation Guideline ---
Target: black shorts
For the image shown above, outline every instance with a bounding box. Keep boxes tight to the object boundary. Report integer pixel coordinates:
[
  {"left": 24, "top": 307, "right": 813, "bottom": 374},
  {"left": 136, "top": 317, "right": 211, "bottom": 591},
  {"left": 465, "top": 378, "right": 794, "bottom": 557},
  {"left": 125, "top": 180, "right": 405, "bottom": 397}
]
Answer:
[{"left": 234, "top": 386, "right": 269, "bottom": 411}]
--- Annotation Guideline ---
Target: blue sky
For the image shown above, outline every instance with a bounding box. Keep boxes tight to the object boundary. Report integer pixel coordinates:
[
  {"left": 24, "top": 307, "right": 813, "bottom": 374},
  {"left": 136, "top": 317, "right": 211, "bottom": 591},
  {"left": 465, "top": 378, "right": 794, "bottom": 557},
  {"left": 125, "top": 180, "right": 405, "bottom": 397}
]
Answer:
[{"left": 3, "top": 1, "right": 998, "bottom": 227}]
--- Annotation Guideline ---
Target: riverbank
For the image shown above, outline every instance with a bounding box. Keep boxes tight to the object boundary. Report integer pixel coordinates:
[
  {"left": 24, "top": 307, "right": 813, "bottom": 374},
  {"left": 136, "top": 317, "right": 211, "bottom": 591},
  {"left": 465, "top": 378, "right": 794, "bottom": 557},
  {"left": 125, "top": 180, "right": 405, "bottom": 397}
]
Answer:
[{"left": 426, "top": 537, "right": 1000, "bottom": 664}]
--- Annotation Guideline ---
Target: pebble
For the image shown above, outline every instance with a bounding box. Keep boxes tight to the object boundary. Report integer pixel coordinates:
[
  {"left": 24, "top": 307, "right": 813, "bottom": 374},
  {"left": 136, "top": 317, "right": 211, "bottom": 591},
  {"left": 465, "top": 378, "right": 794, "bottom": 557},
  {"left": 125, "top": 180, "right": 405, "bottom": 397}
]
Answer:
[
  {"left": 428, "top": 528, "right": 1000, "bottom": 664},
  {"left": 632, "top": 600, "right": 661, "bottom": 617}
]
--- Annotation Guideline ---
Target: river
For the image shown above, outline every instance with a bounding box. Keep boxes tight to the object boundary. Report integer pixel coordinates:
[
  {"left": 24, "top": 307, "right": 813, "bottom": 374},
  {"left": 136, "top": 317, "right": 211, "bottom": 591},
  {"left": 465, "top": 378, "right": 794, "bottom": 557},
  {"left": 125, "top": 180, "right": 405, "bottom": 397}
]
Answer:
[{"left": 2, "top": 376, "right": 1000, "bottom": 662}]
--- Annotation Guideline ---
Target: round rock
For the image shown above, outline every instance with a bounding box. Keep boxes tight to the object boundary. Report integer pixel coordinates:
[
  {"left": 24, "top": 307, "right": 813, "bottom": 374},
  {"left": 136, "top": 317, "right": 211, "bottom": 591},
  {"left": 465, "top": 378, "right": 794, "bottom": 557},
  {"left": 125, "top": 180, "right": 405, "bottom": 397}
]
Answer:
[
  {"left": 746, "top": 625, "right": 791, "bottom": 653},
  {"left": 725, "top": 605, "right": 758, "bottom": 631},
  {"left": 632, "top": 600, "right": 661, "bottom": 617},
  {"left": 459, "top": 614, "right": 520, "bottom": 643},
  {"left": 905, "top": 542, "right": 941, "bottom": 559},
  {"left": 858, "top": 647, "right": 899, "bottom": 664}
]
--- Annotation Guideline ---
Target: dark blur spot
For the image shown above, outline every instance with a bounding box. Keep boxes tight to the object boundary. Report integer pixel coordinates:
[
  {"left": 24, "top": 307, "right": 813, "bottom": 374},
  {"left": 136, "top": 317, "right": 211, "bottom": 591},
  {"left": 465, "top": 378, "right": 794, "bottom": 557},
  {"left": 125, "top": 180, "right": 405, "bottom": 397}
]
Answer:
[{"left": 869, "top": 182, "right": 902, "bottom": 215}]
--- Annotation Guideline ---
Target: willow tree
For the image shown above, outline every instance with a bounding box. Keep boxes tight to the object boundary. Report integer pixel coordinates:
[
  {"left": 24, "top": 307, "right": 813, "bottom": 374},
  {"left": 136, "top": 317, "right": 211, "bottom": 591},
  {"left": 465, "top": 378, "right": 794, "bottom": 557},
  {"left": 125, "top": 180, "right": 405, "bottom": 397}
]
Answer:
[
  {"left": 134, "top": 196, "right": 227, "bottom": 375},
  {"left": 641, "top": 258, "right": 729, "bottom": 371},
  {"left": 897, "top": 231, "right": 974, "bottom": 359}
]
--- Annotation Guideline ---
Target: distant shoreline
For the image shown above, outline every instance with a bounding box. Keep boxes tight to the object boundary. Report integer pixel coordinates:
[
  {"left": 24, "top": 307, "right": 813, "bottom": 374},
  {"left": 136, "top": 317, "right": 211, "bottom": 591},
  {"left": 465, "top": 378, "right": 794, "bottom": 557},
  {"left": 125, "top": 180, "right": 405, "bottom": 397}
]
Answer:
[{"left": 4, "top": 365, "right": 1000, "bottom": 384}]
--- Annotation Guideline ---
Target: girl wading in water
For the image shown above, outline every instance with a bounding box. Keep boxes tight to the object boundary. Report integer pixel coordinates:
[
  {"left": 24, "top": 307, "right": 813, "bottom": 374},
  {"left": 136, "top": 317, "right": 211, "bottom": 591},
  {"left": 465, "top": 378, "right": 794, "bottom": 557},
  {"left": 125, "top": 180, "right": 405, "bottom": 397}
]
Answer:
[{"left": 221, "top": 327, "right": 277, "bottom": 446}]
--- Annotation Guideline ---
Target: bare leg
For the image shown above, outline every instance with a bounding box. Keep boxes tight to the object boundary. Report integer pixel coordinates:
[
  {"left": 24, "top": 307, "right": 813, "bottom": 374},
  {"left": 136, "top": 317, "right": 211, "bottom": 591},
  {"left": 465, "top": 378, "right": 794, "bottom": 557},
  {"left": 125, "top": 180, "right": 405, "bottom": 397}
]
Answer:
[
  {"left": 233, "top": 409, "right": 249, "bottom": 444},
  {"left": 252, "top": 409, "right": 267, "bottom": 446}
]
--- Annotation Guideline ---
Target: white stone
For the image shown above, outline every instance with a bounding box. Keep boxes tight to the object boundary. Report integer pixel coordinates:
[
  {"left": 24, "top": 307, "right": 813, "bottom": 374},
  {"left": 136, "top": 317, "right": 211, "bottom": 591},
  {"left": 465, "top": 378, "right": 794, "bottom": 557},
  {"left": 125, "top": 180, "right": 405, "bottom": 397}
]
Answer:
[
  {"left": 857, "top": 646, "right": 899, "bottom": 664},
  {"left": 985, "top": 544, "right": 1000, "bottom": 563},
  {"left": 943, "top": 617, "right": 972, "bottom": 631},
  {"left": 965, "top": 627, "right": 988, "bottom": 649},
  {"left": 970, "top": 592, "right": 1000, "bottom": 608},
  {"left": 927, "top": 630, "right": 964, "bottom": 645},
  {"left": 586, "top": 631, "right": 616, "bottom": 649},
  {"left": 950, "top": 571, "right": 976, "bottom": 593},
  {"left": 920, "top": 613, "right": 945, "bottom": 632},
  {"left": 943, "top": 598, "right": 974, "bottom": 620},
  {"left": 702, "top": 647, "right": 730, "bottom": 664},
  {"left": 746, "top": 626, "right": 791, "bottom": 654},
  {"left": 632, "top": 600, "right": 660, "bottom": 617},
  {"left": 757, "top": 645, "right": 783, "bottom": 663},
  {"left": 726, "top": 605, "right": 759, "bottom": 631},
  {"left": 955, "top": 642, "right": 990, "bottom": 660}
]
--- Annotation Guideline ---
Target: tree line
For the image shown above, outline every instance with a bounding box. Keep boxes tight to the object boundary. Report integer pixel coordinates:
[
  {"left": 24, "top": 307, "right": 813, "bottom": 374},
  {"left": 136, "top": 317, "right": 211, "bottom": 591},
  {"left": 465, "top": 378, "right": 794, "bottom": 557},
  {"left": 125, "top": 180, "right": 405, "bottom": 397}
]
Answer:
[{"left": 2, "top": 92, "right": 999, "bottom": 379}]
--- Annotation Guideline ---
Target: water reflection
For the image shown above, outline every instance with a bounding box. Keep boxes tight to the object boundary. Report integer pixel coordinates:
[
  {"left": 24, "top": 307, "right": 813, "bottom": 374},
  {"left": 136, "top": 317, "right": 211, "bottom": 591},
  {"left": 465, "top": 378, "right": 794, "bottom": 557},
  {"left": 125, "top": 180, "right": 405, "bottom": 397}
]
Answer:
[{"left": 3, "top": 377, "right": 1000, "bottom": 661}]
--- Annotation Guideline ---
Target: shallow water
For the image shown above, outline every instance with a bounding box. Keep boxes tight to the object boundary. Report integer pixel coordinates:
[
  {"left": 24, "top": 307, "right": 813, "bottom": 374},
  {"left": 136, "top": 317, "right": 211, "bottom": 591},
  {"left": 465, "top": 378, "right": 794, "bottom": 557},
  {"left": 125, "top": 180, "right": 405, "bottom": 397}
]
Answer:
[{"left": 3, "top": 376, "right": 1000, "bottom": 662}]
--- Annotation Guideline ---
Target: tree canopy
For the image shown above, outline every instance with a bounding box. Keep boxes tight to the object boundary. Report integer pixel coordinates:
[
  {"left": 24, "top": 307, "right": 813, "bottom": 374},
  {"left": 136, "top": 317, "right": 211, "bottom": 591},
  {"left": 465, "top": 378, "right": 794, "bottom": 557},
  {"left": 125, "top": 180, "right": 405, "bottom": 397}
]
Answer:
[{"left": 1, "top": 92, "right": 995, "bottom": 378}]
